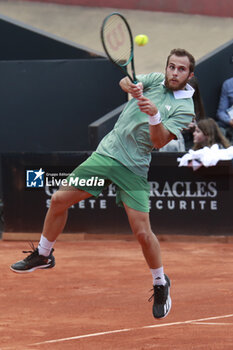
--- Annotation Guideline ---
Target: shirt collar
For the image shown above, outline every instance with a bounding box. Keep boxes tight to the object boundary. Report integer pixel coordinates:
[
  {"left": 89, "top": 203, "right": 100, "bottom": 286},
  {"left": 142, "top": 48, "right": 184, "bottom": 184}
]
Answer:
[{"left": 162, "top": 81, "right": 195, "bottom": 99}]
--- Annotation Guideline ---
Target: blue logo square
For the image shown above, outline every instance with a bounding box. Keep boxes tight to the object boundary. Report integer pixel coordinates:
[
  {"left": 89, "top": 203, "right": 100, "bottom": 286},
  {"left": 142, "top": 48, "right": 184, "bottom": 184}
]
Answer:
[{"left": 26, "top": 169, "right": 45, "bottom": 188}]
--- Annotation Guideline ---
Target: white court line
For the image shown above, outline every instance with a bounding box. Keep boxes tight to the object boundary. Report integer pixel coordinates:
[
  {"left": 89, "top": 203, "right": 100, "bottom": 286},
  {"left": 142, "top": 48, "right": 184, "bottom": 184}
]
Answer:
[
  {"left": 191, "top": 322, "right": 233, "bottom": 325},
  {"left": 32, "top": 313, "right": 233, "bottom": 346}
]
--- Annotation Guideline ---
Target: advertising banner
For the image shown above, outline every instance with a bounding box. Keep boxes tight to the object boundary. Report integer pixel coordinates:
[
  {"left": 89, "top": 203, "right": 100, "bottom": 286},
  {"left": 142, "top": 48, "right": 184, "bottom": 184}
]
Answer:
[{"left": 2, "top": 152, "right": 233, "bottom": 236}]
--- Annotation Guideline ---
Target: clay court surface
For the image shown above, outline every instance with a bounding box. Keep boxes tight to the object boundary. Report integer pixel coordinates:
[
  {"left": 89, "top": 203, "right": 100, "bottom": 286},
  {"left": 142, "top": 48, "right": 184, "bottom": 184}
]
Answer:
[{"left": 1, "top": 239, "right": 233, "bottom": 350}]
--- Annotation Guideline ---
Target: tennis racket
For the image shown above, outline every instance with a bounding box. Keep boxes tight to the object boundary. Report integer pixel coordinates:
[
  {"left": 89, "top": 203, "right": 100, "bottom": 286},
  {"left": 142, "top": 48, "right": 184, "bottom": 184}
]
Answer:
[{"left": 101, "top": 12, "right": 137, "bottom": 84}]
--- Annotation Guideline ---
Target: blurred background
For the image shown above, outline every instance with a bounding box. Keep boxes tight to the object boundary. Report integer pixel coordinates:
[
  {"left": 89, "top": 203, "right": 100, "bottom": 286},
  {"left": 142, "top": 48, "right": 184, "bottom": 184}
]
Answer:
[{"left": 0, "top": 0, "right": 232, "bottom": 238}]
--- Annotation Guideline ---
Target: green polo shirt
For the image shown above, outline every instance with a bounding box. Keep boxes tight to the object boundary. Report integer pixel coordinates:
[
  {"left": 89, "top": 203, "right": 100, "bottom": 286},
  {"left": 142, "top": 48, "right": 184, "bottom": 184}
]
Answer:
[{"left": 96, "top": 72, "right": 194, "bottom": 178}]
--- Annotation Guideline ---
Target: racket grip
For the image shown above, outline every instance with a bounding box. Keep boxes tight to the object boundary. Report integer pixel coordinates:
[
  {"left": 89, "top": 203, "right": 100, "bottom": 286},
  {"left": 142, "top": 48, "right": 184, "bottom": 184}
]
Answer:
[
  {"left": 137, "top": 92, "right": 144, "bottom": 100},
  {"left": 134, "top": 82, "right": 143, "bottom": 99}
]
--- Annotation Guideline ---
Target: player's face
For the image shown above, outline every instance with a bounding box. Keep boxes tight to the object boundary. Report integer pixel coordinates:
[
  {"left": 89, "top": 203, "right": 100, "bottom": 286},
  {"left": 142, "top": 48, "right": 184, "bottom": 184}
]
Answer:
[
  {"left": 165, "top": 55, "right": 193, "bottom": 91},
  {"left": 193, "top": 126, "right": 207, "bottom": 145}
]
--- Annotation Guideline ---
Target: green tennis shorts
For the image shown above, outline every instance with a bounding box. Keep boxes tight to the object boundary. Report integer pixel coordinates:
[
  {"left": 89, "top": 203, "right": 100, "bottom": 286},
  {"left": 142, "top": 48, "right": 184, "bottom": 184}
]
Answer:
[{"left": 66, "top": 152, "right": 150, "bottom": 212}]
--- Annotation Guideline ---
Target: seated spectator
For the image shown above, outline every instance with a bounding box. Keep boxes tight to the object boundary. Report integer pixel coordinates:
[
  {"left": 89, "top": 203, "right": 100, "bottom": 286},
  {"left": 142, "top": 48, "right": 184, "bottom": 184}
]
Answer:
[
  {"left": 177, "top": 118, "right": 232, "bottom": 170},
  {"left": 216, "top": 77, "right": 233, "bottom": 144},
  {"left": 193, "top": 118, "right": 230, "bottom": 150}
]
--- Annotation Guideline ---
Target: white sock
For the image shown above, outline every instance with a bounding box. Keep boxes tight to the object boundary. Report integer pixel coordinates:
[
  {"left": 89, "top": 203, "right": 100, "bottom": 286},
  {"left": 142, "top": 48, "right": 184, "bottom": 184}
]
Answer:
[
  {"left": 150, "top": 266, "right": 166, "bottom": 286},
  {"left": 38, "top": 235, "right": 55, "bottom": 257}
]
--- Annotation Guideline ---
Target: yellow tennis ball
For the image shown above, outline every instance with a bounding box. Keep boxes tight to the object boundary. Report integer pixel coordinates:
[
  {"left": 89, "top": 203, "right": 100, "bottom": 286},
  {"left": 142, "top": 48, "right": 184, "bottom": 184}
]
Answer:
[{"left": 134, "top": 34, "right": 149, "bottom": 46}]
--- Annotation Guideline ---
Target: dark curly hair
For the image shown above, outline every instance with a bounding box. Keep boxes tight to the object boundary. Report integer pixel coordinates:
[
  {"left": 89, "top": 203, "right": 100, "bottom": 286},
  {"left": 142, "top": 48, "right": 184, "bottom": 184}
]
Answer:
[{"left": 166, "top": 48, "right": 195, "bottom": 73}]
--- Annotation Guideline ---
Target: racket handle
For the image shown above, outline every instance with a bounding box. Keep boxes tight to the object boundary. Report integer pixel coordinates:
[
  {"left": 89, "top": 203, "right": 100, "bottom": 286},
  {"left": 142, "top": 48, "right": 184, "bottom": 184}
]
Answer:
[
  {"left": 137, "top": 92, "right": 144, "bottom": 100},
  {"left": 134, "top": 82, "right": 143, "bottom": 99}
]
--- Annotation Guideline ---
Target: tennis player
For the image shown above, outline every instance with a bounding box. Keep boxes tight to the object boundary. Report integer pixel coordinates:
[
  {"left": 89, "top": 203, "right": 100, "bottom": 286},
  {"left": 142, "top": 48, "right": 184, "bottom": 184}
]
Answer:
[{"left": 11, "top": 48, "right": 195, "bottom": 319}]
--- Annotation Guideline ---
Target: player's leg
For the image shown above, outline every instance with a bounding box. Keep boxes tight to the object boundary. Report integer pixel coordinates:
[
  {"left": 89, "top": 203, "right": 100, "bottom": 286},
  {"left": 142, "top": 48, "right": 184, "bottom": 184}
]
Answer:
[
  {"left": 123, "top": 203, "right": 171, "bottom": 319},
  {"left": 123, "top": 203, "right": 162, "bottom": 268},
  {"left": 10, "top": 152, "right": 108, "bottom": 273},
  {"left": 42, "top": 186, "right": 92, "bottom": 242},
  {"left": 10, "top": 187, "right": 92, "bottom": 273}
]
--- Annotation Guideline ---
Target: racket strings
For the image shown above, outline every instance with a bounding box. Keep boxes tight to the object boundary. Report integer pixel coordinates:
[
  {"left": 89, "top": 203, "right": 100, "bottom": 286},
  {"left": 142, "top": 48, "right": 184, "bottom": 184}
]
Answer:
[{"left": 103, "top": 16, "right": 132, "bottom": 65}]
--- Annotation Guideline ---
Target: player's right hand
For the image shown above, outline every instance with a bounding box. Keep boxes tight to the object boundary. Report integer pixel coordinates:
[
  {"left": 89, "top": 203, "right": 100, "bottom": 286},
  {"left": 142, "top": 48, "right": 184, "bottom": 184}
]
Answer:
[{"left": 137, "top": 95, "right": 158, "bottom": 116}]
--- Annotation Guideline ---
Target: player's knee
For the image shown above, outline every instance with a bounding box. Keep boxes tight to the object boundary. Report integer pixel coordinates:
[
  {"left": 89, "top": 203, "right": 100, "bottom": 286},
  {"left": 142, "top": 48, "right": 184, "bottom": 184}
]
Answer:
[
  {"left": 135, "top": 231, "right": 151, "bottom": 247},
  {"left": 50, "top": 191, "right": 67, "bottom": 213}
]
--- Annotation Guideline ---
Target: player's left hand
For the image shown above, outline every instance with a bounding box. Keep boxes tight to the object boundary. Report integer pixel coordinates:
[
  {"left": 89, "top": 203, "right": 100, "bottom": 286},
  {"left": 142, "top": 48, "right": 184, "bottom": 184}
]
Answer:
[
  {"left": 137, "top": 96, "right": 158, "bottom": 116},
  {"left": 130, "top": 82, "right": 143, "bottom": 99}
]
